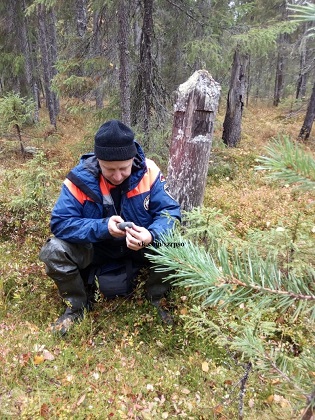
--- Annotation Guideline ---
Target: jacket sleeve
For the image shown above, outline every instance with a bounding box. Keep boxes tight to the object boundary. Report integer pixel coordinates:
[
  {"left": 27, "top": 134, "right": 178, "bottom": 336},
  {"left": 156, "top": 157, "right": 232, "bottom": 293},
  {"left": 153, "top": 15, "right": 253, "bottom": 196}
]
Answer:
[
  {"left": 147, "top": 175, "right": 181, "bottom": 242},
  {"left": 50, "top": 183, "right": 112, "bottom": 243}
]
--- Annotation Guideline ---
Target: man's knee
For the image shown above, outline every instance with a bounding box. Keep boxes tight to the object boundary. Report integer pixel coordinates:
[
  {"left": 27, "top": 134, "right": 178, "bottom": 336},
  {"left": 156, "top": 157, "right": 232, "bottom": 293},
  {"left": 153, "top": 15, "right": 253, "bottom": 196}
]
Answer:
[{"left": 39, "top": 237, "right": 93, "bottom": 274}]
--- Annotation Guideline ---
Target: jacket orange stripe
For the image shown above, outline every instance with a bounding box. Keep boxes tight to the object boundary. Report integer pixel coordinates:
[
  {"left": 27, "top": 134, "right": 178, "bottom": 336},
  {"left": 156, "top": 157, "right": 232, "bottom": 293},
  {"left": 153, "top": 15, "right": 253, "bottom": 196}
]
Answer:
[
  {"left": 99, "top": 176, "right": 115, "bottom": 196},
  {"left": 127, "top": 159, "right": 160, "bottom": 198},
  {"left": 64, "top": 178, "right": 93, "bottom": 204},
  {"left": 64, "top": 159, "right": 160, "bottom": 203}
]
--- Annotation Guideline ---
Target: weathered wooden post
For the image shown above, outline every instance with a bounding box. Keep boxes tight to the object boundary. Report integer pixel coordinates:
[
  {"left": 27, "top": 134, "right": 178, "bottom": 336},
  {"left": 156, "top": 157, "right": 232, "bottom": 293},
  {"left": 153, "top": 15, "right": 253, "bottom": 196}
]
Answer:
[{"left": 167, "top": 70, "right": 221, "bottom": 211}]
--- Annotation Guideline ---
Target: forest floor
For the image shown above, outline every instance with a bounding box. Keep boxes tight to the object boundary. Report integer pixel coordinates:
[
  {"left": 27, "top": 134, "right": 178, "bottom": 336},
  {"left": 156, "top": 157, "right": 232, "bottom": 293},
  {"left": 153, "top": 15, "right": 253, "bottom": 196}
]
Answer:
[{"left": 0, "top": 100, "right": 314, "bottom": 419}]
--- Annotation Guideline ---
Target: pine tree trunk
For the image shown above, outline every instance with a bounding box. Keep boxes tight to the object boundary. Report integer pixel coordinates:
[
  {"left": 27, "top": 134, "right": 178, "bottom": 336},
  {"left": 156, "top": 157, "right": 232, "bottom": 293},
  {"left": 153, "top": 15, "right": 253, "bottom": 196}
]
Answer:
[
  {"left": 222, "top": 49, "right": 248, "bottom": 148},
  {"left": 298, "top": 80, "right": 315, "bottom": 141},
  {"left": 167, "top": 70, "right": 221, "bottom": 211},
  {"left": 118, "top": 0, "right": 131, "bottom": 125}
]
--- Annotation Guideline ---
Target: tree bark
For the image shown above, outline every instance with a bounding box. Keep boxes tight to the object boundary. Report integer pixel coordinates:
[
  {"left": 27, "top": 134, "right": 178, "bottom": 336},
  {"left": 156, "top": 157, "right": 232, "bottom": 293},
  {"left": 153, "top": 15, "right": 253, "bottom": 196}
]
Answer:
[
  {"left": 298, "top": 80, "right": 315, "bottom": 141},
  {"left": 20, "top": 0, "right": 39, "bottom": 122},
  {"left": 222, "top": 49, "right": 248, "bottom": 148},
  {"left": 76, "top": 0, "right": 87, "bottom": 38},
  {"left": 46, "top": 7, "right": 59, "bottom": 116},
  {"left": 296, "top": 32, "right": 309, "bottom": 100},
  {"left": 118, "top": 0, "right": 131, "bottom": 125},
  {"left": 92, "top": 8, "right": 105, "bottom": 109},
  {"left": 273, "top": 44, "right": 285, "bottom": 107},
  {"left": 140, "top": 0, "right": 154, "bottom": 147},
  {"left": 167, "top": 70, "right": 221, "bottom": 211},
  {"left": 38, "top": 3, "right": 57, "bottom": 128},
  {"left": 273, "top": 2, "right": 288, "bottom": 107}
]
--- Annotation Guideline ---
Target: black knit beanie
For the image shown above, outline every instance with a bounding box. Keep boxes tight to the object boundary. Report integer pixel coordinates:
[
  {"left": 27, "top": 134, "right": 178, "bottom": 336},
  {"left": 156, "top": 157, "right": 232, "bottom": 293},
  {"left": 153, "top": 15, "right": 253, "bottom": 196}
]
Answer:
[{"left": 94, "top": 120, "right": 137, "bottom": 161}]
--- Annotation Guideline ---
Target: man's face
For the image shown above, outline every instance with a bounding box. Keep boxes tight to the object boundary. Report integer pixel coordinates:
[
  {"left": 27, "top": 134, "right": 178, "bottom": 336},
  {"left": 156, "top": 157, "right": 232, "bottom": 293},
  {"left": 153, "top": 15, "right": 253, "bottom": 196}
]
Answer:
[{"left": 98, "top": 158, "right": 133, "bottom": 185}]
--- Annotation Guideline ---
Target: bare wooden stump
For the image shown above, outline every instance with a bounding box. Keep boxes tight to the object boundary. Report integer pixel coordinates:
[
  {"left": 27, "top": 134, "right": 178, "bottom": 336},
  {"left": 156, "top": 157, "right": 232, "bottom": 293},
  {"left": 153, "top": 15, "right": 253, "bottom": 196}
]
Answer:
[{"left": 167, "top": 70, "right": 221, "bottom": 211}]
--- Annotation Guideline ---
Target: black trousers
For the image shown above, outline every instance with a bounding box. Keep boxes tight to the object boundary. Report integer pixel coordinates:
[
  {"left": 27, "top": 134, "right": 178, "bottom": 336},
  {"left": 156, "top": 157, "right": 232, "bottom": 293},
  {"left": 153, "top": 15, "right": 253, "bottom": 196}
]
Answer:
[{"left": 39, "top": 237, "right": 172, "bottom": 311}]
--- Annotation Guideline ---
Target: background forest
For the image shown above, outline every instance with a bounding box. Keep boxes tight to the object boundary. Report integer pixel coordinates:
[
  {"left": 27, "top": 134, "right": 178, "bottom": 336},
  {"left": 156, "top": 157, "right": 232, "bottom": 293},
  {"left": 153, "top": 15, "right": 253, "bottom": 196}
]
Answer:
[{"left": 0, "top": 0, "right": 315, "bottom": 419}]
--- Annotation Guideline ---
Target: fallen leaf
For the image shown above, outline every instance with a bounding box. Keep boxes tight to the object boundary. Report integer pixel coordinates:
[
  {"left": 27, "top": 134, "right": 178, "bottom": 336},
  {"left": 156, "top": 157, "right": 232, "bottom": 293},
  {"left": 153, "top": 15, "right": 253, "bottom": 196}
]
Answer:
[
  {"left": 34, "top": 355, "right": 45, "bottom": 365},
  {"left": 19, "top": 352, "right": 31, "bottom": 366},
  {"left": 40, "top": 403, "right": 49, "bottom": 418},
  {"left": 224, "top": 379, "right": 233, "bottom": 386},
  {"left": 202, "top": 361, "right": 209, "bottom": 372},
  {"left": 42, "top": 349, "right": 55, "bottom": 361},
  {"left": 214, "top": 404, "right": 223, "bottom": 413},
  {"left": 248, "top": 398, "right": 255, "bottom": 408},
  {"left": 92, "top": 372, "right": 100, "bottom": 380},
  {"left": 181, "top": 388, "right": 190, "bottom": 394},
  {"left": 66, "top": 374, "right": 74, "bottom": 382},
  {"left": 96, "top": 363, "right": 106, "bottom": 373},
  {"left": 76, "top": 394, "right": 86, "bottom": 406},
  {"left": 265, "top": 395, "right": 274, "bottom": 404}
]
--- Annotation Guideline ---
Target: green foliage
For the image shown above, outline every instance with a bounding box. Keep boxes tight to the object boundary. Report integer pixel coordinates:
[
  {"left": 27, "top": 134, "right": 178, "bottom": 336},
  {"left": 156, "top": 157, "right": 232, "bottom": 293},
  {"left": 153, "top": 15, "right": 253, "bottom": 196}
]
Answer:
[
  {"left": 146, "top": 201, "right": 315, "bottom": 405},
  {"left": 0, "top": 92, "right": 35, "bottom": 133},
  {"left": 2, "top": 152, "right": 61, "bottom": 220},
  {"left": 0, "top": 53, "right": 25, "bottom": 78},
  {"left": 52, "top": 58, "right": 110, "bottom": 100},
  {"left": 183, "top": 36, "right": 225, "bottom": 73},
  {"left": 25, "top": 0, "right": 57, "bottom": 16},
  {"left": 234, "top": 21, "right": 299, "bottom": 55},
  {"left": 255, "top": 135, "right": 315, "bottom": 191}
]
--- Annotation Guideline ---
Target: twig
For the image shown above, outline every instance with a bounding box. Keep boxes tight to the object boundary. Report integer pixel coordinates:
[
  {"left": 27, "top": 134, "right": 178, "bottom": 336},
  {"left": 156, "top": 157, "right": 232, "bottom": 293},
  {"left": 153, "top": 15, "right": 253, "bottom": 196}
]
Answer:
[
  {"left": 227, "top": 276, "right": 315, "bottom": 301},
  {"left": 301, "top": 388, "right": 315, "bottom": 420},
  {"left": 238, "top": 362, "right": 252, "bottom": 420}
]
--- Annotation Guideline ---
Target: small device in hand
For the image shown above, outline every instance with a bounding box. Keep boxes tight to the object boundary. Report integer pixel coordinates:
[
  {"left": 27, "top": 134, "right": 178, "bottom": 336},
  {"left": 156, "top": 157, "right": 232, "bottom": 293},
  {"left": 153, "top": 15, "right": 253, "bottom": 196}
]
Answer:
[{"left": 117, "top": 222, "right": 133, "bottom": 231}]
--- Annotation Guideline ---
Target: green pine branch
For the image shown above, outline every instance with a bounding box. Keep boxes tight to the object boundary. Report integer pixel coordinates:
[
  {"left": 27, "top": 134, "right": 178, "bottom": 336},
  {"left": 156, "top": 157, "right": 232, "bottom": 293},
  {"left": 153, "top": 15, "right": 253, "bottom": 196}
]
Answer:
[
  {"left": 287, "top": 3, "right": 315, "bottom": 23},
  {"left": 255, "top": 136, "right": 315, "bottom": 191},
  {"left": 147, "top": 232, "right": 315, "bottom": 320}
]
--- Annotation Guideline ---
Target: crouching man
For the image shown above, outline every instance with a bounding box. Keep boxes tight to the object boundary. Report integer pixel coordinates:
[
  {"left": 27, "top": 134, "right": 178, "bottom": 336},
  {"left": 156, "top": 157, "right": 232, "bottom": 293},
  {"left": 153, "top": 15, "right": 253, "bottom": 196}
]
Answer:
[{"left": 39, "top": 119, "right": 181, "bottom": 334}]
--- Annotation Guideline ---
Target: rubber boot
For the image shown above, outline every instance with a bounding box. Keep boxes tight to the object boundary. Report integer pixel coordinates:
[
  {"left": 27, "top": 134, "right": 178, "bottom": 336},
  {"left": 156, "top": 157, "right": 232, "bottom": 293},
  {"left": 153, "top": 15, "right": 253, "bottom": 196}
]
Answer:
[
  {"left": 50, "top": 273, "right": 89, "bottom": 335},
  {"left": 39, "top": 237, "right": 93, "bottom": 335},
  {"left": 151, "top": 299, "right": 174, "bottom": 326},
  {"left": 145, "top": 260, "right": 174, "bottom": 326}
]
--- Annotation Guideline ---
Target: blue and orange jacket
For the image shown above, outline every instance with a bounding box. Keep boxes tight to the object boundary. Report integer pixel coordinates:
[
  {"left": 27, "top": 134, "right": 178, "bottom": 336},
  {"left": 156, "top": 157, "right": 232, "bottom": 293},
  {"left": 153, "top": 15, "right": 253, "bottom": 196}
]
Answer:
[{"left": 50, "top": 142, "right": 181, "bottom": 244}]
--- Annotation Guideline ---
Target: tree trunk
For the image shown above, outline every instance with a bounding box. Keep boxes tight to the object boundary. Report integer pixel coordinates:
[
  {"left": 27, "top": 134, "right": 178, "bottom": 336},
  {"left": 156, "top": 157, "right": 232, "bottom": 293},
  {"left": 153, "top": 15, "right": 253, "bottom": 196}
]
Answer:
[
  {"left": 46, "top": 7, "right": 59, "bottom": 116},
  {"left": 76, "top": 0, "right": 87, "bottom": 38},
  {"left": 38, "top": 3, "right": 57, "bottom": 128},
  {"left": 20, "top": 0, "right": 39, "bottom": 122},
  {"left": 296, "top": 37, "right": 308, "bottom": 100},
  {"left": 92, "top": 8, "right": 105, "bottom": 109},
  {"left": 273, "top": 2, "right": 288, "bottom": 108},
  {"left": 118, "top": 0, "right": 131, "bottom": 125},
  {"left": 167, "top": 70, "right": 221, "bottom": 211},
  {"left": 140, "top": 0, "right": 154, "bottom": 148},
  {"left": 273, "top": 47, "right": 285, "bottom": 107},
  {"left": 222, "top": 49, "right": 248, "bottom": 148},
  {"left": 15, "top": 123, "right": 26, "bottom": 158},
  {"left": 298, "top": 80, "right": 315, "bottom": 141}
]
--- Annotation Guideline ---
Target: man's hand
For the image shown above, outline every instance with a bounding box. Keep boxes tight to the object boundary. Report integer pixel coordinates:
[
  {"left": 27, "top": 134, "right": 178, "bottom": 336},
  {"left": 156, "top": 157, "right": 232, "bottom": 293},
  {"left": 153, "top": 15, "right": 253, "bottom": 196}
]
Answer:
[
  {"left": 108, "top": 215, "right": 127, "bottom": 238},
  {"left": 125, "top": 224, "right": 152, "bottom": 250}
]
